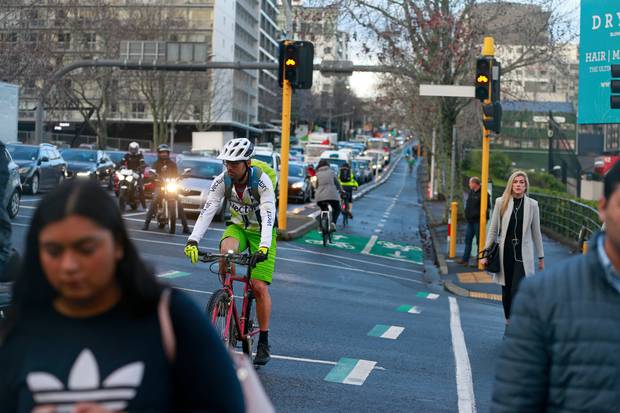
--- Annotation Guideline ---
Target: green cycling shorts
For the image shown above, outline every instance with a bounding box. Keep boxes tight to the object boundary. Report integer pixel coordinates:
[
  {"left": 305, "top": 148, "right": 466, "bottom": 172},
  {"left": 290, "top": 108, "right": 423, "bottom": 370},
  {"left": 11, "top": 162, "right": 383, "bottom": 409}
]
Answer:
[{"left": 220, "top": 224, "right": 276, "bottom": 284}]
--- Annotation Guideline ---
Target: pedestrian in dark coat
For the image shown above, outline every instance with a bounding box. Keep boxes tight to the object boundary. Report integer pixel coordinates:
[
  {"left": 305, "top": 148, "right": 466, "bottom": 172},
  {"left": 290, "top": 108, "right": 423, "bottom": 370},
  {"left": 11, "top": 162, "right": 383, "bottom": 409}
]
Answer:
[
  {"left": 491, "top": 161, "right": 620, "bottom": 413},
  {"left": 457, "top": 176, "right": 489, "bottom": 266}
]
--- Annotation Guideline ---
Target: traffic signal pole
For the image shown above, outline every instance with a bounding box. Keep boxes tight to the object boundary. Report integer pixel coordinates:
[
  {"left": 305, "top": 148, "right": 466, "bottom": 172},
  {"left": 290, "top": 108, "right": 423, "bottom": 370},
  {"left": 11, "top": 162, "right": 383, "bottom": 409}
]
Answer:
[
  {"left": 278, "top": 74, "right": 293, "bottom": 230},
  {"left": 478, "top": 37, "right": 495, "bottom": 269}
]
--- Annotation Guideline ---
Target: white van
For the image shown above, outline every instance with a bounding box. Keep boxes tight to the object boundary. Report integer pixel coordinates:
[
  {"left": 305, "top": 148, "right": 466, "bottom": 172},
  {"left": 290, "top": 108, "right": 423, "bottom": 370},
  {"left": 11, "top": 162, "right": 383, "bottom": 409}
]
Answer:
[{"left": 320, "top": 150, "right": 353, "bottom": 170}]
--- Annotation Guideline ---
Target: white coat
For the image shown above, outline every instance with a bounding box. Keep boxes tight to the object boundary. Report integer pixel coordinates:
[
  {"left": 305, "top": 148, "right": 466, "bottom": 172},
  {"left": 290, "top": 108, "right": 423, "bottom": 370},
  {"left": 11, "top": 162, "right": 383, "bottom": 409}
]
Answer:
[{"left": 484, "top": 195, "right": 544, "bottom": 286}]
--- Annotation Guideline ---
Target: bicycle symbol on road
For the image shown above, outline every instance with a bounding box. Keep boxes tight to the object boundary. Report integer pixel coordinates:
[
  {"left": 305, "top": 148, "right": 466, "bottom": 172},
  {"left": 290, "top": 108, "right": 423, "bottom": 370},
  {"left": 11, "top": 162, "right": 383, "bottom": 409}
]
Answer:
[
  {"left": 305, "top": 239, "right": 357, "bottom": 249},
  {"left": 376, "top": 241, "right": 422, "bottom": 252}
]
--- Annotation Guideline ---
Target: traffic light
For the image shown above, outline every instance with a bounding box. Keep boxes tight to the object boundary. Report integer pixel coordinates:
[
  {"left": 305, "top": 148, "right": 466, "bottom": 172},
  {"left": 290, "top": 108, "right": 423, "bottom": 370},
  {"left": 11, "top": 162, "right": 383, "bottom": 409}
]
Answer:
[
  {"left": 278, "top": 40, "right": 314, "bottom": 89},
  {"left": 611, "top": 64, "right": 620, "bottom": 109},
  {"left": 482, "top": 102, "right": 502, "bottom": 134},
  {"left": 475, "top": 57, "right": 492, "bottom": 101}
]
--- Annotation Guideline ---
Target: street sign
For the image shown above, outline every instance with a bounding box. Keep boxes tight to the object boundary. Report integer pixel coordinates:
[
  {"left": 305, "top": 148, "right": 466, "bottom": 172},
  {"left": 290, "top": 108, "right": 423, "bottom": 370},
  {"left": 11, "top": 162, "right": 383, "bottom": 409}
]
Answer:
[
  {"left": 578, "top": 0, "right": 620, "bottom": 124},
  {"left": 419, "top": 84, "right": 475, "bottom": 98}
]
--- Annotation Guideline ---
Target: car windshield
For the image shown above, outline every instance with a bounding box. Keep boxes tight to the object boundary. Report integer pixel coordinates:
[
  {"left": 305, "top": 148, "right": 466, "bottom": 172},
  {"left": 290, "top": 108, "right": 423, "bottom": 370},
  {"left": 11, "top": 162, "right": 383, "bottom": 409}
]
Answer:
[
  {"left": 178, "top": 159, "right": 222, "bottom": 179},
  {"left": 7, "top": 145, "right": 38, "bottom": 161},
  {"left": 253, "top": 154, "right": 273, "bottom": 167},
  {"left": 143, "top": 154, "right": 157, "bottom": 165},
  {"left": 289, "top": 164, "right": 305, "bottom": 177},
  {"left": 325, "top": 158, "right": 347, "bottom": 168},
  {"left": 61, "top": 150, "right": 97, "bottom": 163}
]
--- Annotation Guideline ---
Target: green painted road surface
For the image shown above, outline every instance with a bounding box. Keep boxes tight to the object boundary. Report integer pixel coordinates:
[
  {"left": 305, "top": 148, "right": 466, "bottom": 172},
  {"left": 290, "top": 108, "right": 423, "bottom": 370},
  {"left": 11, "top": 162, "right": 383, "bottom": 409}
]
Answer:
[
  {"left": 157, "top": 270, "right": 191, "bottom": 279},
  {"left": 296, "top": 231, "right": 424, "bottom": 264}
]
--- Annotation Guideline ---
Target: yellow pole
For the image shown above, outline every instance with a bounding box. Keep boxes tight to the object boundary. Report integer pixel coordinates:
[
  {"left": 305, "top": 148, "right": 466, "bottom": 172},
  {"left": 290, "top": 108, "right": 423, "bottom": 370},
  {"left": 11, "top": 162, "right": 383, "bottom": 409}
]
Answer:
[
  {"left": 582, "top": 240, "right": 588, "bottom": 255},
  {"left": 278, "top": 76, "right": 293, "bottom": 230},
  {"left": 478, "top": 36, "right": 495, "bottom": 270},
  {"left": 417, "top": 144, "right": 421, "bottom": 158},
  {"left": 449, "top": 201, "right": 458, "bottom": 258}
]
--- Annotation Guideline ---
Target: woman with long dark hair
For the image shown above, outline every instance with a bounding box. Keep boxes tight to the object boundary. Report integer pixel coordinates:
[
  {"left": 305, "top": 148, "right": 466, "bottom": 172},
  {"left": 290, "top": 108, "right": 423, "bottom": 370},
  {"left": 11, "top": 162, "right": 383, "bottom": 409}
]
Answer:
[{"left": 0, "top": 180, "right": 244, "bottom": 413}]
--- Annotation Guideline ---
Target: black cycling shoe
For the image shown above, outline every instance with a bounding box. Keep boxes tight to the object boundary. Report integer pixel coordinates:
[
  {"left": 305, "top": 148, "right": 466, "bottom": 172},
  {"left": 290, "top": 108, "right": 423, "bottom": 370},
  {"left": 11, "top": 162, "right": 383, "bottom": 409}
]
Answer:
[
  {"left": 182, "top": 226, "right": 191, "bottom": 234},
  {"left": 254, "top": 342, "right": 271, "bottom": 366}
]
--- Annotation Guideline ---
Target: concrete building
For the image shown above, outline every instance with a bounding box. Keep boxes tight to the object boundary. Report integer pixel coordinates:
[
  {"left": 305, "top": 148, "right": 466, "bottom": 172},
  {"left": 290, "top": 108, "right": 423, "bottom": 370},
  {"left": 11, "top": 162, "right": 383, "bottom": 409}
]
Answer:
[
  {"left": 2, "top": 0, "right": 264, "bottom": 147},
  {"left": 291, "top": 5, "right": 350, "bottom": 96},
  {"left": 257, "top": 0, "right": 281, "bottom": 124}
]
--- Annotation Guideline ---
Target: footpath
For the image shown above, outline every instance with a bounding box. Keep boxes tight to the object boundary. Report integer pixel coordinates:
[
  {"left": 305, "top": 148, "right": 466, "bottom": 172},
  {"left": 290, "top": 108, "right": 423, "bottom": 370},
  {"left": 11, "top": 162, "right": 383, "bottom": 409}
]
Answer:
[{"left": 424, "top": 198, "right": 577, "bottom": 301}]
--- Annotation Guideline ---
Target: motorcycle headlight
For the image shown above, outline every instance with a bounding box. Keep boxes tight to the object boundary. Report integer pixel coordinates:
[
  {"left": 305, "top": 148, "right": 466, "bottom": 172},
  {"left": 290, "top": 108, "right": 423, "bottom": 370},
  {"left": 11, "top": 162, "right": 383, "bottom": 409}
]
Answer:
[
  {"left": 76, "top": 171, "right": 92, "bottom": 177},
  {"left": 166, "top": 182, "right": 178, "bottom": 193},
  {"left": 292, "top": 181, "right": 304, "bottom": 189},
  {"left": 18, "top": 167, "right": 30, "bottom": 175},
  {"left": 126, "top": 175, "right": 134, "bottom": 182}
]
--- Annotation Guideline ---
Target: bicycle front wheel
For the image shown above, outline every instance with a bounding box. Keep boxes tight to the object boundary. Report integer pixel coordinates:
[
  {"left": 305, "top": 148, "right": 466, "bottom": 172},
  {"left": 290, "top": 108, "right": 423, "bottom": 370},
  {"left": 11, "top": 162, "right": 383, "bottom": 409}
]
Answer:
[{"left": 206, "top": 289, "right": 237, "bottom": 348}]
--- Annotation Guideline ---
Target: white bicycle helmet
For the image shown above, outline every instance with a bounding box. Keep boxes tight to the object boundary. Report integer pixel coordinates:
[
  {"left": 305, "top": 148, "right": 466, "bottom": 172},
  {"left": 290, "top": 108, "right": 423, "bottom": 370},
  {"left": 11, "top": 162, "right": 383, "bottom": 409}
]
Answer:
[
  {"left": 128, "top": 141, "right": 140, "bottom": 155},
  {"left": 217, "top": 138, "right": 255, "bottom": 161}
]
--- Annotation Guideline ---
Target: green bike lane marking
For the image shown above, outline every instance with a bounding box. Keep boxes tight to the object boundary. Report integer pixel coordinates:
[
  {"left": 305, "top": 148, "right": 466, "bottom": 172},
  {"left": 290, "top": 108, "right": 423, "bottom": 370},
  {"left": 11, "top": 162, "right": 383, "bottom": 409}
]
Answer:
[
  {"left": 324, "top": 357, "right": 378, "bottom": 386},
  {"left": 367, "top": 324, "right": 405, "bottom": 340},
  {"left": 396, "top": 305, "right": 422, "bottom": 314},
  {"left": 295, "top": 231, "right": 424, "bottom": 264},
  {"left": 417, "top": 292, "right": 440, "bottom": 300}
]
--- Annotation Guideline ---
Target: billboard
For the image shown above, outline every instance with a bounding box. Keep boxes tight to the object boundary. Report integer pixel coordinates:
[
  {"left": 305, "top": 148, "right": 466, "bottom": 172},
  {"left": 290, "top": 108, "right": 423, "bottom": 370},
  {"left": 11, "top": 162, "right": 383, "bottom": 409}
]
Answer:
[
  {"left": 0, "top": 82, "right": 18, "bottom": 143},
  {"left": 578, "top": 0, "right": 620, "bottom": 124}
]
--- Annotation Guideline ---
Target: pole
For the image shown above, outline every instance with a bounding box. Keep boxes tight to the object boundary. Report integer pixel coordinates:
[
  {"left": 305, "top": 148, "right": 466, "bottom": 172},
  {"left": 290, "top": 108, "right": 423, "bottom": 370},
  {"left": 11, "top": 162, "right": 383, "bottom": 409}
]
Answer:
[
  {"left": 450, "top": 126, "right": 457, "bottom": 202},
  {"left": 449, "top": 201, "right": 458, "bottom": 258},
  {"left": 430, "top": 129, "right": 436, "bottom": 199},
  {"left": 170, "top": 119, "right": 175, "bottom": 152},
  {"left": 478, "top": 37, "right": 495, "bottom": 270},
  {"left": 34, "top": 95, "right": 45, "bottom": 144},
  {"left": 278, "top": 77, "right": 293, "bottom": 231}
]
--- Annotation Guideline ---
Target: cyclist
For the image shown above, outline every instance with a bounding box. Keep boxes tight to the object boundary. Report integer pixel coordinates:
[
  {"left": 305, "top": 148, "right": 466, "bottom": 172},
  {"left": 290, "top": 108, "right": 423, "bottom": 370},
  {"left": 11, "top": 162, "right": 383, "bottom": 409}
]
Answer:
[
  {"left": 143, "top": 144, "right": 190, "bottom": 234},
  {"left": 338, "top": 162, "right": 358, "bottom": 219},
  {"left": 184, "top": 138, "right": 276, "bottom": 366},
  {"left": 123, "top": 141, "right": 147, "bottom": 209},
  {"left": 315, "top": 159, "right": 343, "bottom": 230},
  {"left": 406, "top": 155, "right": 415, "bottom": 174}
]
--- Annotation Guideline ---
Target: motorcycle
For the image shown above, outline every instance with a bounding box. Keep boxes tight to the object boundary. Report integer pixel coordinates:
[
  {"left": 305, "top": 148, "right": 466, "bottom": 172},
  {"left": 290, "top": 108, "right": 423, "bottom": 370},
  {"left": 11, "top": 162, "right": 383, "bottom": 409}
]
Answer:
[
  {"left": 117, "top": 168, "right": 142, "bottom": 211},
  {"left": 152, "top": 168, "right": 190, "bottom": 234}
]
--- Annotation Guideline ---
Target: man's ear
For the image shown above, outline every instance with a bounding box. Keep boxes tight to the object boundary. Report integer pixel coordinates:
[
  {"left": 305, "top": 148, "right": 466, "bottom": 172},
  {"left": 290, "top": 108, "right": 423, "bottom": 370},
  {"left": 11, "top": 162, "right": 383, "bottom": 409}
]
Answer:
[{"left": 599, "top": 197, "right": 607, "bottom": 223}]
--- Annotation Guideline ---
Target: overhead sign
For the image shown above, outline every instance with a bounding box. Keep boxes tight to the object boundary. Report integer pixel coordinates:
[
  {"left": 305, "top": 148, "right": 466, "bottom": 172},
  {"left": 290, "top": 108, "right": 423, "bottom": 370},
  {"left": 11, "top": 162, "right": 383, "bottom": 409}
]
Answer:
[
  {"left": 419, "top": 84, "right": 475, "bottom": 98},
  {"left": 578, "top": 0, "right": 620, "bottom": 124}
]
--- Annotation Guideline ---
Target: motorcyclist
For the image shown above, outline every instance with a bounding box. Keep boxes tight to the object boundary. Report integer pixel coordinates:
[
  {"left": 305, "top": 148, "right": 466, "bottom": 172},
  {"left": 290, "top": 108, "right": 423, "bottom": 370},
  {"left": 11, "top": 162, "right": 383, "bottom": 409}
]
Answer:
[
  {"left": 122, "top": 141, "right": 146, "bottom": 209},
  {"left": 143, "top": 144, "right": 190, "bottom": 234}
]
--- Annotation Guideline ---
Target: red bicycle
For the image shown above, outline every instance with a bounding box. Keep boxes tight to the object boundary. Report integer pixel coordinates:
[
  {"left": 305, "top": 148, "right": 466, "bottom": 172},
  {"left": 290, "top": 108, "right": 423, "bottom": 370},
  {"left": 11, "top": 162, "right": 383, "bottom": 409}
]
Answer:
[{"left": 199, "top": 250, "right": 259, "bottom": 356}]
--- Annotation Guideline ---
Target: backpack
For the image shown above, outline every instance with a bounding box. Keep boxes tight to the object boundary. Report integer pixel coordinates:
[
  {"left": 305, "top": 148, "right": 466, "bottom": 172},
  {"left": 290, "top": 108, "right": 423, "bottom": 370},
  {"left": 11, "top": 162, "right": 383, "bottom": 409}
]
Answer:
[
  {"left": 339, "top": 167, "right": 351, "bottom": 182},
  {"left": 223, "top": 159, "right": 278, "bottom": 228}
]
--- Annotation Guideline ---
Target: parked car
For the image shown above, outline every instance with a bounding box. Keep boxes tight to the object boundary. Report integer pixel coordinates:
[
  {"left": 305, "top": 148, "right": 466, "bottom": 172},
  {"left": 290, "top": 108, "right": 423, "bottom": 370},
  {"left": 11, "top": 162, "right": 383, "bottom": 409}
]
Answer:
[
  {"left": 6, "top": 143, "right": 67, "bottom": 195},
  {"left": 287, "top": 162, "right": 312, "bottom": 203},
  {"left": 61, "top": 148, "right": 115, "bottom": 189},
  {"left": 176, "top": 156, "right": 226, "bottom": 220},
  {"left": 3, "top": 145, "right": 22, "bottom": 219}
]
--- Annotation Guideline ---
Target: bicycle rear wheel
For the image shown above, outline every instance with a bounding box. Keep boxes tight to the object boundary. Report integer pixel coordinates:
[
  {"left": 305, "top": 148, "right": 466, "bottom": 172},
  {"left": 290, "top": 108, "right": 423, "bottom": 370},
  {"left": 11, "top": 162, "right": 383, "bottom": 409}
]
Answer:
[
  {"left": 242, "top": 292, "right": 257, "bottom": 356},
  {"left": 321, "top": 214, "right": 329, "bottom": 246},
  {"left": 206, "top": 289, "right": 237, "bottom": 348}
]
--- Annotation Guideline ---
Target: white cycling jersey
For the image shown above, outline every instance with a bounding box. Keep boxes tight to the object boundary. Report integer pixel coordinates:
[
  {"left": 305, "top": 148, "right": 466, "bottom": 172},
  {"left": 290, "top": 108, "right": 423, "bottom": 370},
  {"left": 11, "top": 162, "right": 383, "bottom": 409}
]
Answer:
[{"left": 188, "top": 171, "right": 276, "bottom": 248}]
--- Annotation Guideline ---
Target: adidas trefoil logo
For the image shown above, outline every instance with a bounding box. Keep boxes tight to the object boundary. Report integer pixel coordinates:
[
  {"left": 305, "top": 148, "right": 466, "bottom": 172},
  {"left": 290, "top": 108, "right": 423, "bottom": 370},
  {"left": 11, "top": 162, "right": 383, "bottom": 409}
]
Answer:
[{"left": 27, "top": 348, "right": 144, "bottom": 412}]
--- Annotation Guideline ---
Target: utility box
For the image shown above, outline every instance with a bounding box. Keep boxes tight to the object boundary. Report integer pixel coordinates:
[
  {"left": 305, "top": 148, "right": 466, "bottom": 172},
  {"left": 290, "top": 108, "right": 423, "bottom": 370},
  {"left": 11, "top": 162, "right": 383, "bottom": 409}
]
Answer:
[{"left": 191, "top": 131, "right": 234, "bottom": 155}]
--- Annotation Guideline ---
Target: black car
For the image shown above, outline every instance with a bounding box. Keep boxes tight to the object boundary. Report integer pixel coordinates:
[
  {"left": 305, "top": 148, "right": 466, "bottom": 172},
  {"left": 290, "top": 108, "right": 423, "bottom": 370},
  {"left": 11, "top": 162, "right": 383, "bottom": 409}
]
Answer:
[
  {"left": 287, "top": 162, "right": 312, "bottom": 203},
  {"left": 61, "top": 148, "right": 115, "bottom": 189},
  {"left": 7, "top": 143, "right": 67, "bottom": 195}
]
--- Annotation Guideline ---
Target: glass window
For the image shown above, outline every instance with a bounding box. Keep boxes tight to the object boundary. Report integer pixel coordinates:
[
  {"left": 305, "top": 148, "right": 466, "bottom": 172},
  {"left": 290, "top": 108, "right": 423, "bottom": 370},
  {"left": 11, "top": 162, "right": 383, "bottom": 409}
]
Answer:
[
  {"left": 288, "top": 164, "right": 305, "bottom": 177},
  {"left": 253, "top": 154, "right": 273, "bottom": 167},
  {"left": 7, "top": 145, "right": 39, "bottom": 161},
  {"left": 61, "top": 150, "right": 98, "bottom": 163},
  {"left": 178, "top": 160, "right": 222, "bottom": 179}
]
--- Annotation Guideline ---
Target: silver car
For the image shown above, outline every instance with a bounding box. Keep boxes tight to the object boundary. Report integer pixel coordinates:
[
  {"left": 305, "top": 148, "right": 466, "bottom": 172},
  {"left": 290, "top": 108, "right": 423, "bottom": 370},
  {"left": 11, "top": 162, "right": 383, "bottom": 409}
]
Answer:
[
  {"left": 177, "top": 156, "right": 226, "bottom": 221},
  {"left": 3, "top": 145, "right": 22, "bottom": 219}
]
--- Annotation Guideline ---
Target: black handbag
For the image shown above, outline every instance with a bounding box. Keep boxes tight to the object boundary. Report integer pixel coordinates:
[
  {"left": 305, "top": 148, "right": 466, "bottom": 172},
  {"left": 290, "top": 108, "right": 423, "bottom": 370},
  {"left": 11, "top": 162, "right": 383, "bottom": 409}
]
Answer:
[{"left": 479, "top": 242, "right": 500, "bottom": 273}]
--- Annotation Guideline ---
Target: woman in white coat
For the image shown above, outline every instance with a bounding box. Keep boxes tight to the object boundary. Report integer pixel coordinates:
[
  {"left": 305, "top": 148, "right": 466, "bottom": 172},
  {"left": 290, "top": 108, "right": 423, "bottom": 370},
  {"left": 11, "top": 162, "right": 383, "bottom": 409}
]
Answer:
[{"left": 481, "top": 171, "right": 544, "bottom": 323}]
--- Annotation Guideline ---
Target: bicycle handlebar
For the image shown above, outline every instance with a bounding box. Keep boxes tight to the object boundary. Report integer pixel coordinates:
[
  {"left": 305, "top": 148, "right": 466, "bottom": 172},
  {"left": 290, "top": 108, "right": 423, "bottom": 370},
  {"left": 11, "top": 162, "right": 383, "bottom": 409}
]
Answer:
[{"left": 198, "top": 250, "right": 251, "bottom": 266}]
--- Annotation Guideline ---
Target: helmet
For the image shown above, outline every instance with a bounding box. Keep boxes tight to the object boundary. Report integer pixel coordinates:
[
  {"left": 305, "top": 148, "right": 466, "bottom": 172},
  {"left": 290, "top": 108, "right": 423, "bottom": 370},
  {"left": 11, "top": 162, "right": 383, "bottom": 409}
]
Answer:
[
  {"left": 157, "top": 144, "right": 170, "bottom": 153},
  {"left": 128, "top": 141, "right": 139, "bottom": 155},
  {"left": 217, "top": 138, "right": 255, "bottom": 161},
  {"left": 342, "top": 162, "right": 350, "bottom": 169}
]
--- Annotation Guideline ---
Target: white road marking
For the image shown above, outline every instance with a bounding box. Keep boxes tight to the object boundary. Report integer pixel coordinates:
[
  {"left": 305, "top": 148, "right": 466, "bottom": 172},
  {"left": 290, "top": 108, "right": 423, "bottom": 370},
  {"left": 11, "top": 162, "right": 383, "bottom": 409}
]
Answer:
[
  {"left": 361, "top": 235, "right": 379, "bottom": 255},
  {"left": 20, "top": 205, "right": 36, "bottom": 209},
  {"left": 449, "top": 297, "right": 477, "bottom": 413},
  {"left": 122, "top": 211, "right": 146, "bottom": 217},
  {"left": 250, "top": 353, "right": 385, "bottom": 370},
  {"left": 343, "top": 360, "right": 377, "bottom": 385},
  {"left": 381, "top": 326, "right": 405, "bottom": 340}
]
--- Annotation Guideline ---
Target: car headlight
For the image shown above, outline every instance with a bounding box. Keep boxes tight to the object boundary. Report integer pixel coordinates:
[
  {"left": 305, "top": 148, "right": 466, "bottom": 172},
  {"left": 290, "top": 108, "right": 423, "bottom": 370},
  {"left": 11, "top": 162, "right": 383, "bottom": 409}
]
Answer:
[
  {"left": 18, "top": 167, "right": 30, "bottom": 174},
  {"left": 291, "top": 181, "right": 304, "bottom": 189},
  {"left": 166, "top": 182, "right": 178, "bottom": 193},
  {"left": 76, "top": 171, "right": 92, "bottom": 177}
]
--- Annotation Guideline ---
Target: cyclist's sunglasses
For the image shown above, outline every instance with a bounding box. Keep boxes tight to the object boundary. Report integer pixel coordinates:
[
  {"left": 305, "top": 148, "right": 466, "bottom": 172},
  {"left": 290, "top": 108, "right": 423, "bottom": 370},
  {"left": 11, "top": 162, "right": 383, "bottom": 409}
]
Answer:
[{"left": 224, "top": 160, "right": 246, "bottom": 167}]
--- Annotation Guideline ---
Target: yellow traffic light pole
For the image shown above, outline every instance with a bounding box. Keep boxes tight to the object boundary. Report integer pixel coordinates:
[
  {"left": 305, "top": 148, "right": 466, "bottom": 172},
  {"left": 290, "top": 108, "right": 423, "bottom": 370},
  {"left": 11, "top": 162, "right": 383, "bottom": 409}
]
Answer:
[
  {"left": 478, "top": 37, "right": 494, "bottom": 269},
  {"left": 278, "top": 46, "right": 293, "bottom": 230}
]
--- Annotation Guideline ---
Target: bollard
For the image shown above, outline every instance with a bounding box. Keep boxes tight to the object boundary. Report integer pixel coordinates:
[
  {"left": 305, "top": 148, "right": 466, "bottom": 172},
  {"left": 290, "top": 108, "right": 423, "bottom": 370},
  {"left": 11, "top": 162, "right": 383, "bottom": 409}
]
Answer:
[{"left": 449, "top": 202, "right": 458, "bottom": 258}]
